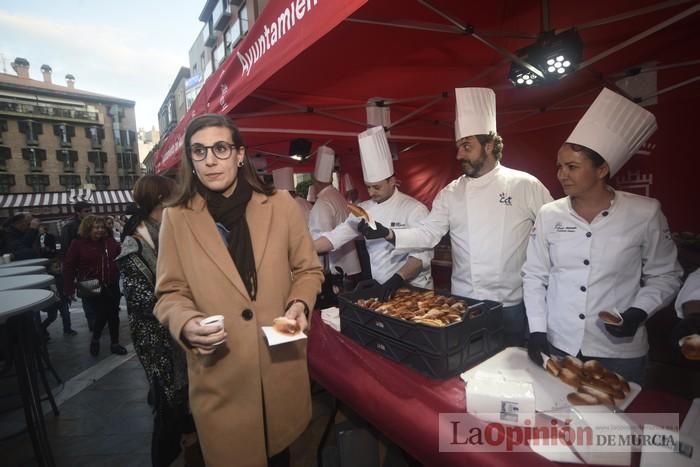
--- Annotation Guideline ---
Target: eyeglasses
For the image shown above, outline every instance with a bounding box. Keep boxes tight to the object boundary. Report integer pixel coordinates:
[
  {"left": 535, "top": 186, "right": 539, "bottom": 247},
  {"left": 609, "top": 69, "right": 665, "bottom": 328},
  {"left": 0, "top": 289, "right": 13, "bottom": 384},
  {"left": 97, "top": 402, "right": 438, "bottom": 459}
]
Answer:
[{"left": 190, "top": 142, "right": 237, "bottom": 161}]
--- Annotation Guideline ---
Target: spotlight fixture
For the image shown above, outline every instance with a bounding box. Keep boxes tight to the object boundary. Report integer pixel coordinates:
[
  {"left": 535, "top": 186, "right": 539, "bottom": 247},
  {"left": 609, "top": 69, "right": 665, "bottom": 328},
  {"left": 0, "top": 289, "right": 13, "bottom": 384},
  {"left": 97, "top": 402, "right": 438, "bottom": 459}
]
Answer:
[
  {"left": 288, "top": 138, "right": 312, "bottom": 161},
  {"left": 508, "top": 28, "right": 583, "bottom": 88}
]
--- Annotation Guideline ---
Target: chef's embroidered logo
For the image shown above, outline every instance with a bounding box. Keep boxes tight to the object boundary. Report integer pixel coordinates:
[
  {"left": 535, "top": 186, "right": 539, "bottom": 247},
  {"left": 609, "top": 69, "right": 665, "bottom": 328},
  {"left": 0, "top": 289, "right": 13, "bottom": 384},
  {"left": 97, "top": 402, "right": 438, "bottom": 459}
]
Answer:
[
  {"left": 390, "top": 222, "right": 407, "bottom": 228},
  {"left": 554, "top": 222, "right": 577, "bottom": 233},
  {"left": 499, "top": 193, "right": 512, "bottom": 206}
]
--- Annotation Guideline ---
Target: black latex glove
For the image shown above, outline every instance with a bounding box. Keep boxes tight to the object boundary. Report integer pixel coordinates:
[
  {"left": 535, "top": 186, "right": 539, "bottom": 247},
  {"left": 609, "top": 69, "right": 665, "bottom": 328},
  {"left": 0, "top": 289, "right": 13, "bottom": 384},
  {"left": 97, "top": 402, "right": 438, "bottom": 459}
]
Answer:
[
  {"left": 671, "top": 315, "right": 700, "bottom": 347},
  {"left": 605, "top": 307, "right": 647, "bottom": 338},
  {"left": 527, "top": 332, "right": 549, "bottom": 367},
  {"left": 379, "top": 273, "right": 405, "bottom": 301},
  {"left": 357, "top": 219, "right": 391, "bottom": 240}
]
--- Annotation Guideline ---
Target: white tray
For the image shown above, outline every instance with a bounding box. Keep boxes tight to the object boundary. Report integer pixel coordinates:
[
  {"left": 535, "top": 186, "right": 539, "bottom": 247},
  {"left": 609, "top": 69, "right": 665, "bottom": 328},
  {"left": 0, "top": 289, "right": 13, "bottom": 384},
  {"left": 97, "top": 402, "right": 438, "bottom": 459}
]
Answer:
[{"left": 460, "top": 347, "right": 641, "bottom": 413}]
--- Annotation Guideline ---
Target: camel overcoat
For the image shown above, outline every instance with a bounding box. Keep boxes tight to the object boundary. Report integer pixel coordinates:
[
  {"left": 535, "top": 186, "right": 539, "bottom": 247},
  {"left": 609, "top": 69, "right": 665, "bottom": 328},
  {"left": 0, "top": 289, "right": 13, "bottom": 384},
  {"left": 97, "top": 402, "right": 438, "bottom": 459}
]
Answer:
[{"left": 154, "top": 190, "right": 323, "bottom": 467}]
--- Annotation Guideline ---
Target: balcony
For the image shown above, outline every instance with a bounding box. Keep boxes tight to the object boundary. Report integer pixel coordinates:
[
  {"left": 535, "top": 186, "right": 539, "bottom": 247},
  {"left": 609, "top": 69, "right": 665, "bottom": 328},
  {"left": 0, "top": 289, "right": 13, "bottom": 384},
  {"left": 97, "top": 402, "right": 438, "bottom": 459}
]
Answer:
[
  {"left": 213, "top": 0, "right": 232, "bottom": 31},
  {"left": 0, "top": 99, "right": 100, "bottom": 124}
]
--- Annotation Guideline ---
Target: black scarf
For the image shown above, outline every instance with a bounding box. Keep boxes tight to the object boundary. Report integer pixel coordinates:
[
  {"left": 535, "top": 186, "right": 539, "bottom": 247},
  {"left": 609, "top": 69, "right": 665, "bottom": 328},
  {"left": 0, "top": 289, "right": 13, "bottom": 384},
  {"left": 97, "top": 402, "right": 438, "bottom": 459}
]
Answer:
[{"left": 197, "top": 177, "right": 257, "bottom": 301}]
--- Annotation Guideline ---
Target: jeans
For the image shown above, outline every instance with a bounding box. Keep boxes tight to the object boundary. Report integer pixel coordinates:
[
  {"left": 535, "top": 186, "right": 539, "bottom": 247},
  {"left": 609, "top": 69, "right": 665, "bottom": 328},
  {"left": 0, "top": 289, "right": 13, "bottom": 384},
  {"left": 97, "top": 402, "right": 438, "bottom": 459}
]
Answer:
[
  {"left": 502, "top": 302, "right": 528, "bottom": 347},
  {"left": 550, "top": 345, "right": 647, "bottom": 385}
]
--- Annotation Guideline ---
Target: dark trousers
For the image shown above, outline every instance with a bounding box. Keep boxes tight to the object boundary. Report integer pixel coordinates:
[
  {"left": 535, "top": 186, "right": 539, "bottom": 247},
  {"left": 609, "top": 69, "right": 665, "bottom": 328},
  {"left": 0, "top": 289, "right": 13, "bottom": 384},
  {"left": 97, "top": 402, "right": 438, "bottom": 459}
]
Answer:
[
  {"left": 151, "top": 381, "right": 198, "bottom": 467},
  {"left": 41, "top": 300, "right": 72, "bottom": 333},
  {"left": 83, "top": 283, "right": 121, "bottom": 343}
]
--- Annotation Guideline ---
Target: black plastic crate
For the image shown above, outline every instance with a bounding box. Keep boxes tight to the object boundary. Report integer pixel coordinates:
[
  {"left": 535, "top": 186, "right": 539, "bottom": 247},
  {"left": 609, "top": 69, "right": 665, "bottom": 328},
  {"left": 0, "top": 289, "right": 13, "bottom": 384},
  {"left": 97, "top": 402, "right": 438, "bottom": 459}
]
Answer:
[
  {"left": 338, "top": 282, "right": 503, "bottom": 356},
  {"left": 340, "top": 318, "right": 500, "bottom": 379}
]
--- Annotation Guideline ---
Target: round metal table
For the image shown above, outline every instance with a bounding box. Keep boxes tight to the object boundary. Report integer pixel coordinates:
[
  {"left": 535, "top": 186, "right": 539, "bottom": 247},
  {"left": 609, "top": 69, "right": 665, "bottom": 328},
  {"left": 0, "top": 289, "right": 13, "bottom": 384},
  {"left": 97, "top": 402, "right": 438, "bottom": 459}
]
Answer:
[
  {"left": 0, "top": 274, "right": 55, "bottom": 292},
  {"left": 0, "top": 258, "right": 50, "bottom": 269},
  {"left": 0, "top": 289, "right": 57, "bottom": 466},
  {"left": 0, "top": 266, "right": 46, "bottom": 277}
]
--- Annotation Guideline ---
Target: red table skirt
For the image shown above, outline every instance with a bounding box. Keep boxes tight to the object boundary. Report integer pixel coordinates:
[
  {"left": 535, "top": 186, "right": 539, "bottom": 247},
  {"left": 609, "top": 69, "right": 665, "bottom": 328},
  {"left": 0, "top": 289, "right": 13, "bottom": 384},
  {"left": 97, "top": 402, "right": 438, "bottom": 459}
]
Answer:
[{"left": 307, "top": 313, "right": 691, "bottom": 467}]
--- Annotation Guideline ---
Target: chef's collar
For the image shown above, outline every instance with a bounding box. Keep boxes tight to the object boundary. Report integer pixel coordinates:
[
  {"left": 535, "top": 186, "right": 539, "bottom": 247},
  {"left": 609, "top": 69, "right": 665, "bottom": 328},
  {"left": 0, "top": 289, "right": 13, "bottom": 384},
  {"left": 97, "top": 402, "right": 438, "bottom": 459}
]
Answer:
[
  {"left": 467, "top": 162, "right": 501, "bottom": 185},
  {"left": 566, "top": 185, "right": 618, "bottom": 219},
  {"left": 375, "top": 186, "right": 400, "bottom": 205}
]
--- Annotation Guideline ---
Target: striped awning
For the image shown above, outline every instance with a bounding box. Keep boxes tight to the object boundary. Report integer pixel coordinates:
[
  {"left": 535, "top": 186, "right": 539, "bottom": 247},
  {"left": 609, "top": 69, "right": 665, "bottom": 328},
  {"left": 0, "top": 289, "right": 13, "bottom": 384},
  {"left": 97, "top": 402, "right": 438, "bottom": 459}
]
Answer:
[{"left": 0, "top": 189, "right": 134, "bottom": 216}]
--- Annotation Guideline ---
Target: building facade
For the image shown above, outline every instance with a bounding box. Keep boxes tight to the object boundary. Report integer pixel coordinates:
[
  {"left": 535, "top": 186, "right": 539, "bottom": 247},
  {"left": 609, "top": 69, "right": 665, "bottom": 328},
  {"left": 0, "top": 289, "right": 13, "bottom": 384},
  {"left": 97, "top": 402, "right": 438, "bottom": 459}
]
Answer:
[
  {"left": 157, "top": 67, "right": 191, "bottom": 140},
  {"left": 0, "top": 58, "right": 141, "bottom": 194}
]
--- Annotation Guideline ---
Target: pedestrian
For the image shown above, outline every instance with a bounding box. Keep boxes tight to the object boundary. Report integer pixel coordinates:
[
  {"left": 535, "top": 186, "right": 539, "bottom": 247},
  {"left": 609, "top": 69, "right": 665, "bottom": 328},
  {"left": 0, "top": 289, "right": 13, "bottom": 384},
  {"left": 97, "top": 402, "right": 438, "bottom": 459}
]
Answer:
[
  {"left": 60, "top": 201, "right": 92, "bottom": 254},
  {"left": 2, "top": 212, "right": 40, "bottom": 260}
]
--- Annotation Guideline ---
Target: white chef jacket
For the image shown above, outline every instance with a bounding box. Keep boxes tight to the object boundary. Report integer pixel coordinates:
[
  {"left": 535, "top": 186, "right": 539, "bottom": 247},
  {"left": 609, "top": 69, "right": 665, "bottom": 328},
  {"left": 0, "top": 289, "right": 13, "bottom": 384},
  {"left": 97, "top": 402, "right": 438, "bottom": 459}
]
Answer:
[
  {"left": 322, "top": 189, "right": 433, "bottom": 288},
  {"left": 675, "top": 269, "right": 700, "bottom": 318},
  {"left": 523, "top": 190, "right": 682, "bottom": 358},
  {"left": 308, "top": 185, "right": 361, "bottom": 276},
  {"left": 294, "top": 196, "right": 312, "bottom": 224},
  {"left": 394, "top": 163, "right": 552, "bottom": 305}
]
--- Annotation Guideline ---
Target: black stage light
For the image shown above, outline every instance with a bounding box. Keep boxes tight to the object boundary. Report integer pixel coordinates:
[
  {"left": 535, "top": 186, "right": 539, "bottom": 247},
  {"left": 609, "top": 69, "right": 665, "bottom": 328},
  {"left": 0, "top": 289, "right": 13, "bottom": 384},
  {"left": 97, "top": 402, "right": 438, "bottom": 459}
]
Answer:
[
  {"left": 508, "top": 28, "right": 583, "bottom": 88},
  {"left": 289, "top": 138, "right": 312, "bottom": 161}
]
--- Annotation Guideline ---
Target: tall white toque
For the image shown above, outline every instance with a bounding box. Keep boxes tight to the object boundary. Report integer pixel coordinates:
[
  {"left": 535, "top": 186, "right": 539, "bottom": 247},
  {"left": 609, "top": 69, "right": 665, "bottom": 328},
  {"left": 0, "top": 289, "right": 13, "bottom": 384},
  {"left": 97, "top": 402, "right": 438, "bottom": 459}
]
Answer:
[
  {"left": 306, "top": 185, "right": 317, "bottom": 202},
  {"left": 358, "top": 126, "right": 394, "bottom": 184},
  {"left": 454, "top": 87, "right": 497, "bottom": 141},
  {"left": 272, "top": 167, "right": 294, "bottom": 191},
  {"left": 313, "top": 145, "right": 335, "bottom": 183},
  {"left": 566, "top": 87, "right": 657, "bottom": 176},
  {"left": 343, "top": 173, "right": 354, "bottom": 192}
]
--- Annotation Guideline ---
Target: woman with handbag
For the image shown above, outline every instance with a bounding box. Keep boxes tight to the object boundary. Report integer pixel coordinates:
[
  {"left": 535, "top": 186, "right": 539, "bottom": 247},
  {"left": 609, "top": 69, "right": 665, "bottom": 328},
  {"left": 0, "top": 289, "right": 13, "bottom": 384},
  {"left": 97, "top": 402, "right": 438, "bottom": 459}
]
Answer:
[
  {"left": 64, "top": 215, "right": 126, "bottom": 356},
  {"left": 116, "top": 175, "right": 202, "bottom": 467}
]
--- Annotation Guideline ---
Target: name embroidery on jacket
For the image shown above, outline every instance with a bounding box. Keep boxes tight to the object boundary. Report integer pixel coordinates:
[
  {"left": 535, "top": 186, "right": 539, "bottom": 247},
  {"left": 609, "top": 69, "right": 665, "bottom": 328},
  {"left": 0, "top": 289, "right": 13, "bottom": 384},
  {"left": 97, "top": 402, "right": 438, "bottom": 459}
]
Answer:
[{"left": 554, "top": 222, "right": 577, "bottom": 233}]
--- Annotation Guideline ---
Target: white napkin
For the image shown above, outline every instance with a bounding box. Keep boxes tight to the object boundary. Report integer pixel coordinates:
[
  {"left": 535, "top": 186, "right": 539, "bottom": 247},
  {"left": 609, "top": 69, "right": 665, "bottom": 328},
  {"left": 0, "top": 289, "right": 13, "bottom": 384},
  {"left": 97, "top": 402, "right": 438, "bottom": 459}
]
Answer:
[
  {"left": 321, "top": 306, "right": 341, "bottom": 332},
  {"left": 262, "top": 326, "right": 307, "bottom": 346}
]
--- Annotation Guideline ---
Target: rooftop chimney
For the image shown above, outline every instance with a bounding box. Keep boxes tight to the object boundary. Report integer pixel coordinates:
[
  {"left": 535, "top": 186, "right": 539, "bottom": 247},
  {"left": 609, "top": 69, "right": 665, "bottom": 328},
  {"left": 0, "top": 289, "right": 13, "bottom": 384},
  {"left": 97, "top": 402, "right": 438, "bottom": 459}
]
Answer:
[
  {"left": 11, "top": 57, "right": 30, "bottom": 79},
  {"left": 40, "top": 64, "right": 52, "bottom": 84},
  {"left": 65, "top": 74, "right": 75, "bottom": 89}
]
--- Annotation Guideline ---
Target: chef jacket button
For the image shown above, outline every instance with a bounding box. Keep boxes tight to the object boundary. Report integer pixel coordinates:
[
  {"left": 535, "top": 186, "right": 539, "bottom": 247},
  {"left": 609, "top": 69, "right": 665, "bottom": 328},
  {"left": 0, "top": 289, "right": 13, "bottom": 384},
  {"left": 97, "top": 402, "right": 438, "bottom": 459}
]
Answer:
[
  {"left": 602, "top": 211, "right": 609, "bottom": 217},
  {"left": 241, "top": 308, "right": 254, "bottom": 321},
  {"left": 579, "top": 314, "right": 585, "bottom": 320},
  {"left": 583, "top": 259, "right": 590, "bottom": 266},
  {"left": 580, "top": 286, "right": 587, "bottom": 292},
  {"left": 586, "top": 232, "right": 592, "bottom": 238}
]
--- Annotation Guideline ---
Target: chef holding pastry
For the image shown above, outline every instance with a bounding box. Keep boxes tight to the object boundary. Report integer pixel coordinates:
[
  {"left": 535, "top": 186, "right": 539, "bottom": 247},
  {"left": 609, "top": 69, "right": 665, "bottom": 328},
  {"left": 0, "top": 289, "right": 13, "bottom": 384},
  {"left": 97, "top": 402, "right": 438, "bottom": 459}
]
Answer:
[
  {"left": 359, "top": 88, "right": 552, "bottom": 346},
  {"left": 522, "top": 88, "right": 683, "bottom": 384},
  {"left": 308, "top": 145, "right": 362, "bottom": 281},
  {"left": 673, "top": 268, "right": 700, "bottom": 360},
  {"left": 313, "top": 126, "right": 433, "bottom": 298}
]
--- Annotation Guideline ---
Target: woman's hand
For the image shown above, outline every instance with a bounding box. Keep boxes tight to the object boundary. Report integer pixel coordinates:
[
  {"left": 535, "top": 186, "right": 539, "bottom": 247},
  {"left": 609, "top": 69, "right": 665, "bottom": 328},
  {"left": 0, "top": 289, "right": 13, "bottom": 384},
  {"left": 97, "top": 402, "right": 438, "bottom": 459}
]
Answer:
[
  {"left": 182, "top": 317, "right": 227, "bottom": 355},
  {"left": 284, "top": 302, "right": 309, "bottom": 333}
]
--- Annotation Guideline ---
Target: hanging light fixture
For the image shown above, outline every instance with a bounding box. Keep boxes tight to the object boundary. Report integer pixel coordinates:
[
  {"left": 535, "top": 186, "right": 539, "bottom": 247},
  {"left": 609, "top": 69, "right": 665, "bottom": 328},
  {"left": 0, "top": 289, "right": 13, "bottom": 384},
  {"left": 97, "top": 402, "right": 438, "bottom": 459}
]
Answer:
[{"left": 508, "top": 28, "right": 583, "bottom": 88}]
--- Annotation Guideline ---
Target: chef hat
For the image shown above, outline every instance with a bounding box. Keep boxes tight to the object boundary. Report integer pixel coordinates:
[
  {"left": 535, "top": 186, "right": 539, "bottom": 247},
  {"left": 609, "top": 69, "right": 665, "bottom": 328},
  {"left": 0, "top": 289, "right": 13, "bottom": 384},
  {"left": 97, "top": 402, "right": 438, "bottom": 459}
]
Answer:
[
  {"left": 306, "top": 185, "right": 317, "bottom": 202},
  {"left": 272, "top": 167, "right": 294, "bottom": 191},
  {"left": 455, "top": 88, "right": 497, "bottom": 141},
  {"left": 313, "top": 145, "right": 335, "bottom": 183},
  {"left": 566, "top": 88, "right": 657, "bottom": 176},
  {"left": 343, "top": 173, "right": 354, "bottom": 192},
  {"left": 358, "top": 126, "right": 394, "bottom": 183}
]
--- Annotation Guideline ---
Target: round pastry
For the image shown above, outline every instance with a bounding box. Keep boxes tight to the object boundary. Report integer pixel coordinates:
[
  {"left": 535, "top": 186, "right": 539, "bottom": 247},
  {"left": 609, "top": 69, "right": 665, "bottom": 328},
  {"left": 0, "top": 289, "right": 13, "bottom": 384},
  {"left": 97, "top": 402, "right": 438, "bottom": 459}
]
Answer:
[
  {"left": 680, "top": 334, "right": 700, "bottom": 361},
  {"left": 567, "top": 392, "right": 600, "bottom": 406},
  {"left": 347, "top": 203, "right": 370, "bottom": 221},
  {"left": 273, "top": 317, "right": 300, "bottom": 334},
  {"left": 598, "top": 310, "right": 623, "bottom": 326}
]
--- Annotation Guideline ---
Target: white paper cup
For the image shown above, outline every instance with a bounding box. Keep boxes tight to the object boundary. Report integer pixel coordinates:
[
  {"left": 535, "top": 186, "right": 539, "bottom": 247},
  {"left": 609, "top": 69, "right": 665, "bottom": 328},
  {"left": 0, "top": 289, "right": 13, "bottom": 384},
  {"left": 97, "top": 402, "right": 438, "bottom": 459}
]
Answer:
[
  {"left": 201, "top": 315, "right": 225, "bottom": 345},
  {"left": 2, "top": 254, "right": 11, "bottom": 264}
]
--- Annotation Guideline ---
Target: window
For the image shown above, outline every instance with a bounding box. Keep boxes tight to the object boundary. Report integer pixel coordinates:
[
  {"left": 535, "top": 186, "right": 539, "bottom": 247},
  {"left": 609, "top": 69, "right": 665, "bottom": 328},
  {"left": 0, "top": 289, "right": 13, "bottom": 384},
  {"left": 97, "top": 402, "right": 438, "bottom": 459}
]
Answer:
[
  {"left": 118, "top": 152, "right": 136, "bottom": 173},
  {"left": 225, "top": 20, "right": 242, "bottom": 55},
  {"left": 239, "top": 2, "right": 249, "bottom": 35},
  {"left": 0, "top": 147, "right": 10, "bottom": 171},
  {"left": 26, "top": 174, "right": 50, "bottom": 192},
  {"left": 59, "top": 174, "right": 81, "bottom": 189},
  {"left": 0, "top": 119, "right": 7, "bottom": 145},
  {"left": 88, "top": 151, "right": 107, "bottom": 173},
  {"left": 85, "top": 126, "right": 104, "bottom": 149},
  {"left": 56, "top": 149, "right": 78, "bottom": 172},
  {"left": 87, "top": 174, "right": 110, "bottom": 190},
  {"left": 53, "top": 123, "right": 74, "bottom": 147},
  {"left": 18, "top": 120, "right": 43, "bottom": 146},
  {"left": 213, "top": 40, "right": 226, "bottom": 68},
  {"left": 119, "top": 175, "right": 138, "bottom": 190},
  {"left": 22, "top": 148, "right": 47, "bottom": 171},
  {"left": 0, "top": 174, "right": 15, "bottom": 193}
]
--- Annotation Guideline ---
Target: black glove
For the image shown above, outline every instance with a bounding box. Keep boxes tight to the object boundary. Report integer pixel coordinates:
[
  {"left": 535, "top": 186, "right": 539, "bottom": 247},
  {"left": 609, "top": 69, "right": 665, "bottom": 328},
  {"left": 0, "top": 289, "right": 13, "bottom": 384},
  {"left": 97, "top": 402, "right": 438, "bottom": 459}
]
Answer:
[
  {"left": 605, "top": 307, "right": 647, "bottom": 338},
  {"left": 379, "top": 273, "right": 405, "bottom": 301},
  {"left": 671, "top": 315, "right": 700, "bottom": 347},
  {"left": 357, "top": 219, "right": 391, "bottom": 240},
  {"left": 527, "top": 332, "right": 549, "bottom": 367}
]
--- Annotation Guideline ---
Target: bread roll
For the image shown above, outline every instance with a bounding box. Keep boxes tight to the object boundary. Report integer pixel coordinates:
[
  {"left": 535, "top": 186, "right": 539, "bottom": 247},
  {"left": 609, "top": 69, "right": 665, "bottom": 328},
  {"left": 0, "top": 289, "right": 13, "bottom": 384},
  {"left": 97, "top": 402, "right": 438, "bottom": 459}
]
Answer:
[
  {"left": 598, "top": 310, "right": 623, "bottom": 326},
  {"left": 347, "top": 203, "right": 369, "bottom": 221},
  {"left": 612, "top": 372, "right": 631, "bottom": 394},
  {"left": 580, "top": 384, "right": 615, "bottom": 408},
  {"left": 273, "top": 317, "right": 300, "bottom": 334},
  {"left": 680, "top": 334, "right": 700, "bottom": 361},
  {"left": 567, "top": 392, "right": 600, "bottom": 406},
  {"left": 545, "top": 358, "right": 561, "bottom": 377},
  {"left": 561, "top": 356, "right": 584, "bottom": 376},
  {"left": 583, "top": 359, "right": 604, "bottom": 378},
  {"left": 558, "top": 368, "right": 581, "bottom": 388}
]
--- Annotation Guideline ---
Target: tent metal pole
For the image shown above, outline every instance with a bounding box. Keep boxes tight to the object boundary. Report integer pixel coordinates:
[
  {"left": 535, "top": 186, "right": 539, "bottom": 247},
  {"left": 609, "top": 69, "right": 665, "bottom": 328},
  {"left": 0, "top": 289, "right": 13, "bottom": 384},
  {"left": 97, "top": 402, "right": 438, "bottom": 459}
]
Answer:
[
  {"left": 239, "top": 127, "right": 453, "bottom": 142},
  {"left": 578, "top": 3, "right": 700, "bottom": 71},
  {"left": 561, "top": 0, "right": 697, "bottom": 32},
  {"left": 416, "top": 0, "right": 544, "bottom": 78},
  {"left": 609, "top": 59, "right": 700, "bottom": 77},
  {"left": 542, "top": 0, "right": 550, "bottom": 33},
  {"left": 641, "top": 74, "right": 700, "bottom": 102},
  {"left": 231, "top": 109, "right": 307, "bottom": 119},
  {"left": 313, "top": 110, "right": 368, "bottom": 128},
  {"left": 250, "top": 93, "right": 307, "bottom": 111},
  {"left": 344, "top": 18, "right": 536, "bottom": 39},
  {"left": 387, "top": 96, "right": 445, "bottom": 130}
]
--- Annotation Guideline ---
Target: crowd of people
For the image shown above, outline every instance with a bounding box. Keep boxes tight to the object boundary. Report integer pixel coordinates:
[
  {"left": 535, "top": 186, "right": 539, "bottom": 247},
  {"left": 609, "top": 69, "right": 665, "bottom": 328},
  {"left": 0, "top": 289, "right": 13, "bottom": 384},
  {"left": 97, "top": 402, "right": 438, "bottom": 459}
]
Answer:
[{"left": 0, "top": 86, "right": 698, "bottom": 467}]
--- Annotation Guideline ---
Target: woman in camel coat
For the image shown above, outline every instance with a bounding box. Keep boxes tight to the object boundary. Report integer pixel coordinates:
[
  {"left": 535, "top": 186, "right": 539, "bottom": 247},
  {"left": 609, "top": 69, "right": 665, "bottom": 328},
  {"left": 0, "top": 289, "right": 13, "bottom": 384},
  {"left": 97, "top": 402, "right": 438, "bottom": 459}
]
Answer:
[{"left": 155, "top": 114, "right": 323, "bottom": 467}]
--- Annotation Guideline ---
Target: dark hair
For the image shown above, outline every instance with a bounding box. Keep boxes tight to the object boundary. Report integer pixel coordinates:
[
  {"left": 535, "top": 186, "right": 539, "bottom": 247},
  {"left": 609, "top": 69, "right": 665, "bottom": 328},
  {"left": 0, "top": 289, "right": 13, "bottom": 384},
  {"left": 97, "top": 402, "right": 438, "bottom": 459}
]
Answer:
[
  {"left": 78, "top": 215, "right": 105, "bottom": 238},
  {"left": 134, "top": 175, "right": 177, "bottom": 216},
  {"left": 475, "top": 132, "right": 504, "bottom": 161},
  {"left": 171, "top": 113, "right": 274, "bottom": 207},
  {"left": 564, "top": 143, "right": 610, "bottom": 180},
  {"left": 73, "top": 201, "right": 91, "bottom": 213}
]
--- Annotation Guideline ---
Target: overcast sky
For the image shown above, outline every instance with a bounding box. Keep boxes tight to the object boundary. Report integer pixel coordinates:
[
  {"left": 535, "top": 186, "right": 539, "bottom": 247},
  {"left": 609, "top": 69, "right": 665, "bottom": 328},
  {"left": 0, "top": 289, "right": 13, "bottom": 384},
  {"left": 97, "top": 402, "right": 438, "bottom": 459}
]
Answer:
[{"left": 0, "top": 0, "right": 204, "bottom": 131}]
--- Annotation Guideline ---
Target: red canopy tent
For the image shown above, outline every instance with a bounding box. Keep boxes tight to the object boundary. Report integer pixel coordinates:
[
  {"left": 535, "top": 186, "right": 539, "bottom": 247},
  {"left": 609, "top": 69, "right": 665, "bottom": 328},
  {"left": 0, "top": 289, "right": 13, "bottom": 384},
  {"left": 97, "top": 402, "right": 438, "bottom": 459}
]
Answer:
[{"left": 154, "top": 0, "right": 700, "bottom": 231}]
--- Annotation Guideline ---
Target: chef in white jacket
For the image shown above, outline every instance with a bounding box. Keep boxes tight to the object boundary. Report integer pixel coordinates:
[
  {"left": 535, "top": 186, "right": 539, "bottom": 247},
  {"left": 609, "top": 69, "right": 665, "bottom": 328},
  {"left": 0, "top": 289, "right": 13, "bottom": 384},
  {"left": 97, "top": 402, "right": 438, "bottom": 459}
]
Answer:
[
  {"left": 272, "top": 167, "right": 312, "bottom": 223},
  {"left": 672, "top": 268, "right": 700, "bottom": 355},
  {"left": 359, "top": 88, "right": 552, "bottom": 346},
  {"left": 522, "top": 88, "right": 682, "bottom": 383},
  {"left": 314, "top": 126, "right": 433, "bottom": 298},
  {"left": 308, "top": 145, "right": 361, "bottom": 278}
]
